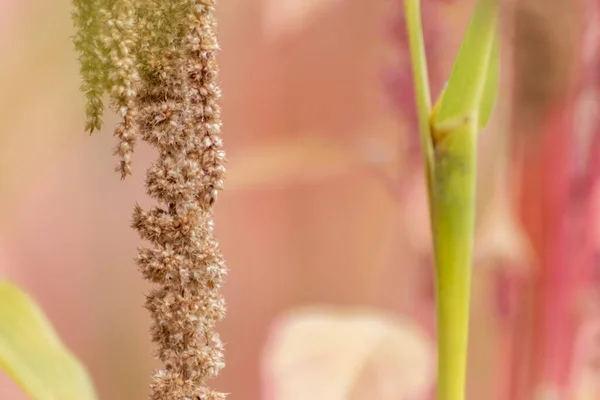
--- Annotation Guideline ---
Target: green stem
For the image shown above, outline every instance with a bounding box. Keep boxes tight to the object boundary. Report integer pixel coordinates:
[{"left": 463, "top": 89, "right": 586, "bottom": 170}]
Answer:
[
  {"left": 404, "top": 1, "right": 499, "bottom": 399},
  {"left": 404, "top": 0, "right": 435, "bottom": 196},
  {"left": 431, "top": 122, "right": 477, "bottom": 400}
]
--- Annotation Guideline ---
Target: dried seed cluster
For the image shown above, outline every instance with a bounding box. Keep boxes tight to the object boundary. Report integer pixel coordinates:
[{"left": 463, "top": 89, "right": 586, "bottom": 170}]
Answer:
[{"left": 72, "top": 1, "right": 227, "bottom": 398}]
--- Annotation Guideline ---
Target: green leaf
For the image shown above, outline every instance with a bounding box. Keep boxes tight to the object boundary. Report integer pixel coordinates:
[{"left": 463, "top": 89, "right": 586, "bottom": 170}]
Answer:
[
  {"left": 477, "top": 31, "right": 499, "bottom": 130},
  {"left": 0, "top": 281, "right": 97, "bottom": 400},
  {"left": 433, "top": 0, "right": 499, "bottom": 130}
]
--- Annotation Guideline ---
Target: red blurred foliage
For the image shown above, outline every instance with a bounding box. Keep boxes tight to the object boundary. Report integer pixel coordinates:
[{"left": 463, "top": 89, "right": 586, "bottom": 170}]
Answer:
[{"left": 507, "top": 0, "right": 600, "bottom": 399}]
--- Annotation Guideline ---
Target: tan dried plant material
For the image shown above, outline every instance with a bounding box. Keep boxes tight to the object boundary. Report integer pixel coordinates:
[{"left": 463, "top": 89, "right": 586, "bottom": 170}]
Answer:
[{"left": 72, "top": 1, "right": 227, "bottom": 398}]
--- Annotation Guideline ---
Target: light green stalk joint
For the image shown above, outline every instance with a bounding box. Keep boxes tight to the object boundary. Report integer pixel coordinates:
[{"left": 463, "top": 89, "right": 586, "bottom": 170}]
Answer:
[{"left": 404, "top": 0, "right": 500, "bottom": 399}]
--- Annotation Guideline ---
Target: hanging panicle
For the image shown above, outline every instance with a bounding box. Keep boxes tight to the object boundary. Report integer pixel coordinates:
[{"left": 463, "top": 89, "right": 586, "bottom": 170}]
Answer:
[
  {"left": 72, "top": 0, "right": 228, "bottom": 398},
  {"left": 72, "top": 0, "right": 109, "bottom": 133}
]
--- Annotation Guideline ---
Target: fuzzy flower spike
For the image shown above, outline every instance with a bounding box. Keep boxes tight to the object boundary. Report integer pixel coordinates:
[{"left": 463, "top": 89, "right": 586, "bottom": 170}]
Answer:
[{"left": 72, "top": 0, "right": 228, "bottom": 398}]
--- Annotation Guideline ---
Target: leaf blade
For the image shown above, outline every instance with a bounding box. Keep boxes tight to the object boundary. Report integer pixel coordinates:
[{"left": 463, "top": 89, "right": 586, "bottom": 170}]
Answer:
[
  {"left": 433, "top": 0, "right": 499, "bottom": 128},
  {"left": 0, "top": 281, "right": 97, "bottom": 400},
  {"left": 477, "top": 31, "right": 500, "bottom": 130}
]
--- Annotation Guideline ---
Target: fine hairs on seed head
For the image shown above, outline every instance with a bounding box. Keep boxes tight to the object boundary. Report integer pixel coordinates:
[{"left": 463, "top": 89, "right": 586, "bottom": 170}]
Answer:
[{"left": 72, "top": 1, "right": 227, "bottom": 398}]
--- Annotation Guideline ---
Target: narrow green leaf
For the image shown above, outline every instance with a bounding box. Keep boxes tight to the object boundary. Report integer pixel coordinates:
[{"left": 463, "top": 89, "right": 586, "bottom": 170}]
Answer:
[
  {"left": 477, "top": 31, "right": 499, "bottom": 130},
  {"left": 0, "top": 281, "right": 97, "bottom": 400},
  {"left": 433, "top": 0, "right": 499, "bottom": 128}
]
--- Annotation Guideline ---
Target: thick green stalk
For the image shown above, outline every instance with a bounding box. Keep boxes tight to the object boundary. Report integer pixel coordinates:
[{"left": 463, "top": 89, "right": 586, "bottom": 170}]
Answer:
[
  {"left": 404, "top": 0, "right": 499, "bottom": 399},
  {"left": 431, "top": 121, "right": 477, "bottom": 400},
  {"left": 432, "top": 3, "right": 497, "bottom": 398}
]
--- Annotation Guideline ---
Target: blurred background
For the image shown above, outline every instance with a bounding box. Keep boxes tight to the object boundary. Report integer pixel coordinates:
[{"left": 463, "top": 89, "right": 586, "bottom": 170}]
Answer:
[{"left": 0, "top": 0, "right": 599, "bottom": 399}]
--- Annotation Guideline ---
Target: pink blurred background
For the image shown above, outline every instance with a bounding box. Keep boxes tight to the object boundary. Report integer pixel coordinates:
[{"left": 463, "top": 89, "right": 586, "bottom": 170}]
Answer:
[{"left": 1, "top": 1, "right": 599, "bottom": 399}]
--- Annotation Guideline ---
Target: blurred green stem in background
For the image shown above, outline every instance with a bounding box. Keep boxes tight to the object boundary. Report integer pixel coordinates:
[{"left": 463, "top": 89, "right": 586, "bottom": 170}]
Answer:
[{"left": 404, "top": 0, "right": 499, "bottom": 399}]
